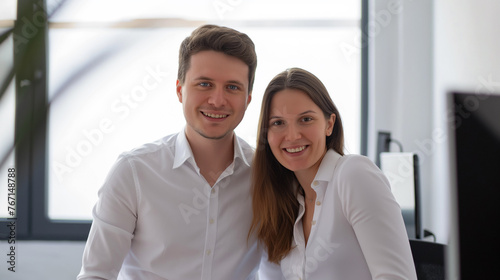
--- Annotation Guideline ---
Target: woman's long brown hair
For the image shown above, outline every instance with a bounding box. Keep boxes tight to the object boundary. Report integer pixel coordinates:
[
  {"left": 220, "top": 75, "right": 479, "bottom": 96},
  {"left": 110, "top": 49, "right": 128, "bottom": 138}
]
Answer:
[{"left": 249, "top": 68, "right": 344, "bottom": 263}]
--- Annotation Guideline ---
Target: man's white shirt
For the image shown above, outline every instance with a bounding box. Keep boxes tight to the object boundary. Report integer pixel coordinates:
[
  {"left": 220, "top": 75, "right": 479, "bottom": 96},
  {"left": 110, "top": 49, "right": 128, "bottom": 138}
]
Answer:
[{"left": 78, "top": 130, "right": 261, "bottom": 280}]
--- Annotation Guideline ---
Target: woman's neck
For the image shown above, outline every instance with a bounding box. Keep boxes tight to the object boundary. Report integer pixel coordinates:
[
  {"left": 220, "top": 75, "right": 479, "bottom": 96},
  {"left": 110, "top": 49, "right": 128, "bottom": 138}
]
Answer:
[{"left": 294, "top": 149, "right": 327, "bottom": 194}]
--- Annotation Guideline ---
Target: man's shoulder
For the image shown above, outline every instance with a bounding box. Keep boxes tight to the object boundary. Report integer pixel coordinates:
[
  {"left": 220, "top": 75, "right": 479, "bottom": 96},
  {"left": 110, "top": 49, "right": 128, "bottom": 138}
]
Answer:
[
  {"left": 235, "top": 135, "right": 254, "bottom": 151},
  {"left": 120, "top": 133, "right": 178, "bottom": 160},
  {"left": 235, "top": 135, "right": 255, "bottom": 164}
]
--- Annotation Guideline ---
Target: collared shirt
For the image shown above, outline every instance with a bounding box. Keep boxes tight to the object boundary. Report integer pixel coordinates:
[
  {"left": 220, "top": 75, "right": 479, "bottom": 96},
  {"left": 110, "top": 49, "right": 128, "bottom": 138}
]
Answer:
[
  {"left": 261, "top": 150, "right": 417, "bottom": 280},
  {"left": 78, "top": 130, "right": 261, "bottom": 280}
]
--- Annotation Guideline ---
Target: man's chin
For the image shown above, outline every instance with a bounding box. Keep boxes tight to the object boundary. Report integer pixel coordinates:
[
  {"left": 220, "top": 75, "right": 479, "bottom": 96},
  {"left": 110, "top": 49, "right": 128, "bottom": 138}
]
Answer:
[{"left": 197, "top": 129, "right": 233, "bottom": 141}]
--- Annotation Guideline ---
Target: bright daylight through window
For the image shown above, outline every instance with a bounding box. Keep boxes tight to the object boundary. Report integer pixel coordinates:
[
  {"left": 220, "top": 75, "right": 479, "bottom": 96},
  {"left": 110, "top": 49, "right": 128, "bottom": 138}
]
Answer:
[
  {"left": 0, "top": 0, "right": 16, "bottom": 219},
  {"left": 46, "top": 0, "right": 362, "bottom": 220}
]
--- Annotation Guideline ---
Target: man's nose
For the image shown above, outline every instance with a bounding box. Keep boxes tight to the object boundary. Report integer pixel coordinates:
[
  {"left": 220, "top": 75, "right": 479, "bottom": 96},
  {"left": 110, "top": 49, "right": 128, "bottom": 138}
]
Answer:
[{"left": 207, "top": 87, "right": 227, "bottom": 107}]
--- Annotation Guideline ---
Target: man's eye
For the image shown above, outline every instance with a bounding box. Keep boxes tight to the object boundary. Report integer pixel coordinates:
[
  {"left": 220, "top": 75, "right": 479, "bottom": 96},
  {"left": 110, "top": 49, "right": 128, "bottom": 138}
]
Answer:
[
  {"left": 227, "top": 85, "right": 239, "bottom": 90},
  {"left": 199, "top": 82, "right": 210, "bottom": 87}
]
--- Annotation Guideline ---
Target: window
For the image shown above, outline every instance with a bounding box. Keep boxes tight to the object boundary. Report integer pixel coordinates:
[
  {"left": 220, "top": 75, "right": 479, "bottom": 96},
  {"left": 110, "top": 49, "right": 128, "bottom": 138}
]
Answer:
[
  {"left": 0, "top": 1, "right": 16, "bottom": 225},
  {"left": 5, "top": 0, "right": 367, "bottom": 239},
  {"left": 0, "top": 82, "right": 15, "bottom": 219},
  {"left": 0, "top": 58, "right": 15, "bottom": 219}
]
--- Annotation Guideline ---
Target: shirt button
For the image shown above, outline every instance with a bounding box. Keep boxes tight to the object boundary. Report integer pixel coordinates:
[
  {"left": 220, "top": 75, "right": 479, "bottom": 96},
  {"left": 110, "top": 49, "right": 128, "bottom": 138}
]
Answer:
[
  {"left": 312, "top": 220, "right": 316, "bottom": 226},
  {"left": 209, "top": 218, "right": 215, "bottom": 224},
  {"left": 316, "top": 201, "right": 321, "bottom": 206},
  {"left": 211, "top": 188, "right": 216, "bottom": 194},
  {"left": 206, "top": 250, "right": 211, "bottom": 255},
  {"left": 313, "top": 181, "right": 319, "bottom": 186}
]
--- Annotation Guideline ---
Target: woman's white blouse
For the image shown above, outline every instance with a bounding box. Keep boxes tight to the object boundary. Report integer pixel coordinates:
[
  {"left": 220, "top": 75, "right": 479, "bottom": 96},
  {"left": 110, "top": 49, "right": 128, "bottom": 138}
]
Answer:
[{"left": 262, "top": 150, "right": 417, "bottom": 280}]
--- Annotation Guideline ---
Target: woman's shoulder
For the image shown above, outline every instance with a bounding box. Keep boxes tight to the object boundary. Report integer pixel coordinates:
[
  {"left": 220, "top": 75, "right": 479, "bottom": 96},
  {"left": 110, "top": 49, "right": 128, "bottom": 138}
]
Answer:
[
  {"left": 333, "top": 153, "right": 391, "bottom": 198},
  {"left": 334, "top": 153, "right": 387, "bottom": 185},
  {"left": 337, "top": 153, "right": 379, "bottom": 173}
]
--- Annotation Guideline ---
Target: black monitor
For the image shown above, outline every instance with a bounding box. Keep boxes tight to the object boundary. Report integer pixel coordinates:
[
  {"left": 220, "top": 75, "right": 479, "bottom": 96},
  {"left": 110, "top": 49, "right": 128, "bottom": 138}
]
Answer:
[
  {"left": 376, "top": 131, "right": 391, "bottom": 167},
  {"left": 447, "top": 91, "right": 500, "bottom": 279},
  {"left": 380, "top": 152, "right": 421, "bottom": 239}
]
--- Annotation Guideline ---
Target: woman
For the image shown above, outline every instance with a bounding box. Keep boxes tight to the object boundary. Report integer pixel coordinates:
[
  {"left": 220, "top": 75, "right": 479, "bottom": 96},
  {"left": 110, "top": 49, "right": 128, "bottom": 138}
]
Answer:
[{"left": 251, "top": 68, "right": 417, "bottom": 279}]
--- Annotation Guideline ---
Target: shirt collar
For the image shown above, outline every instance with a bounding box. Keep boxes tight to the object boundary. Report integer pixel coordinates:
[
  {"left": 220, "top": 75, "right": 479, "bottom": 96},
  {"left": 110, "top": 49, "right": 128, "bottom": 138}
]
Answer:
[
  {"left": 173, "top": 129, "right": 252, "bottom": 169},
  {"left": 173, "top": 129, "right": 194, "bottom": 169},
  {"left": 233, "top": 134, "right": 252, "bottom": 168},
  {"left": 315, "top": 149, "right": 343, "bottom": 183}
]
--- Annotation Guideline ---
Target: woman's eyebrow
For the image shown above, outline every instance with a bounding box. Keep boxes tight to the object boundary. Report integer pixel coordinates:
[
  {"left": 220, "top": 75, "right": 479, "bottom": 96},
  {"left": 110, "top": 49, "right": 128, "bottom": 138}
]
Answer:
[
  {"left": 269, "top": 110, "right": 318, "bottom": 120},
  {"left": 298, "top": 110, "right": 318, "bottom": 115}
]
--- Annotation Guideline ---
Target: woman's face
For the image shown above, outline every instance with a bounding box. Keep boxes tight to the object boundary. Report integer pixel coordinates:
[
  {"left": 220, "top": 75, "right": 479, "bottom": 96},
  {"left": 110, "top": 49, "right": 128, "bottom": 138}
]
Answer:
[{"left": 267, "top": 88, "right": 335, "bottom": 176}]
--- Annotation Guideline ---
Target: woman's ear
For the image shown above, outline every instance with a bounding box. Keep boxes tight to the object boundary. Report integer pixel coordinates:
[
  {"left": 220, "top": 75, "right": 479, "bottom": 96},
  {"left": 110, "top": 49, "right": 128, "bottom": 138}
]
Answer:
[{"left": 326, "top": 113, "right": 336, "bottom": 136}]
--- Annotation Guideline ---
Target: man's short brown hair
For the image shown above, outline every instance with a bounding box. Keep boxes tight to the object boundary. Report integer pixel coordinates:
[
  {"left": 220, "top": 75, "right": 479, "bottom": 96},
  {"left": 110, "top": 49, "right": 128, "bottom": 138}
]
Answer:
[{"left": 177, "top": 25, "right": 257, "bottom": 94}]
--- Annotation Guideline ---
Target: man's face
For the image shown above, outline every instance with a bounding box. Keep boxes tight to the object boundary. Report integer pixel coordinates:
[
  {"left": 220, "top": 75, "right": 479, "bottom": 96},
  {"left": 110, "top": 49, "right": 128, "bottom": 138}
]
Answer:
[{"left": 177, "top": 50, "right": 251, "bottom": 143}]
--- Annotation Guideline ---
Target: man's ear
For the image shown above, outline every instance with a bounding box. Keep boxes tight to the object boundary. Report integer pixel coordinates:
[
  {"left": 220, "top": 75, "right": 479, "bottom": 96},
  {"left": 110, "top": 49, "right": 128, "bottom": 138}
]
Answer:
[
  {"left": 176, "top": 80, "right": 183, "bottom": 103},
  {"left": 246, "top": 91, "right": 252, "bottom": 107}
]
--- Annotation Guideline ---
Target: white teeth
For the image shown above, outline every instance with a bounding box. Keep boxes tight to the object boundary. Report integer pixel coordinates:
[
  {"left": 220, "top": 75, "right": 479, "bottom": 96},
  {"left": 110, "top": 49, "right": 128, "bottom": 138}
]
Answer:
[
  {"left": 203, "top": 112, "right": 228, "bottom": 119},
  {"left": 286, "top": 146, "right": 306, "bottom": 153}
]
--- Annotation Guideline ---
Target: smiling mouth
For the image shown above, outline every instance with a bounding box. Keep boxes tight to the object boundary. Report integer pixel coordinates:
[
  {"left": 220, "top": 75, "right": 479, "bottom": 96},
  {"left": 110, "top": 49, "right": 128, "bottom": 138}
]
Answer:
[
  {"left": 285, "top": 146, "right": 307, "bottom": 153},
  {"left": 202, "top": 112, "right": 228, "bottom": 119}
]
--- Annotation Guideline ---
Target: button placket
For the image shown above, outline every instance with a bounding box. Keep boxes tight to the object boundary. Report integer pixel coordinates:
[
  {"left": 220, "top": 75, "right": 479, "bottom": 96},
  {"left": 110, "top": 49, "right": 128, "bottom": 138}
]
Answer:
[
  {"left": 201, "top": 185, "right": 218, "bottom": 280},
  {"left": 305, "top": 180, "right": 324, "bottom": 261}
]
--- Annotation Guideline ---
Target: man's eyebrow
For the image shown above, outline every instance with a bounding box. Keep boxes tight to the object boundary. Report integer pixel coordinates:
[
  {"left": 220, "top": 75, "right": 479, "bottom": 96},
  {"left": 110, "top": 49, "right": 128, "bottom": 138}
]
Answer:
[
  {"left": 193, "top": 76, "right": 214, "bottom": 81},
  {"left": 193, "top": 77, "right": 245, "bottom": 87},
  {"left": 227, "top": 80, "right": 245, "bottom": 87}
]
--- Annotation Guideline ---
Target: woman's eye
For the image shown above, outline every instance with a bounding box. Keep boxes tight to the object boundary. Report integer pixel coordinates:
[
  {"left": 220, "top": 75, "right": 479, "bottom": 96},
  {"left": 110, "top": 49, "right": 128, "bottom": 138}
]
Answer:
[
  {"left": 270, "top": 120, "right": 283, "bottom": 126},
  {"left": 302, "top": 117, "right": 313, "bottom": 122}
]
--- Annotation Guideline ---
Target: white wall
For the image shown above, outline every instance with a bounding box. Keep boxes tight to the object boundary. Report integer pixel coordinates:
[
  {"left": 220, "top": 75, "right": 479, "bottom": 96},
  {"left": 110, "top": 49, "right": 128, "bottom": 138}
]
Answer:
[
  {"left": 369, "top": 0, "right": 436, "bottom": 239},
  {"left": 433, "top": 1, "right": 500, "bottom": 278},
  {"left": 370, "top": 0, "right": 500, "bottom": 246},
  {"left": 0, "top": 241, "right": 85, "bottom": 279}
]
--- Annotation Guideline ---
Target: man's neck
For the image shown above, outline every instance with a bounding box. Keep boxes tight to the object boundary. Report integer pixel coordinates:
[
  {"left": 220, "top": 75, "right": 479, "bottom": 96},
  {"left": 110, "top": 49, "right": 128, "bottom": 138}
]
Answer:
[{"left": 185, "top": 129, "right": 235, "bottom": 187}]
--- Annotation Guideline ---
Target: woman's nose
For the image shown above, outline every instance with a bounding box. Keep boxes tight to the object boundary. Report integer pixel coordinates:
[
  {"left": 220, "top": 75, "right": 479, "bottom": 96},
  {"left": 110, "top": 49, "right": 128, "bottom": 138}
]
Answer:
[{"left": 284, "top": 124, "right": 301, "bottom": 141}]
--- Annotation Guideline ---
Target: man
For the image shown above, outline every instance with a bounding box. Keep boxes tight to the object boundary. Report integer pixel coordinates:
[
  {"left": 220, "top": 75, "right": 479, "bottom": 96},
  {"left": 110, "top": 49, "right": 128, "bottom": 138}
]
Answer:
[{"left": 78, "top": 24, "right": 262, "bottom": 280}]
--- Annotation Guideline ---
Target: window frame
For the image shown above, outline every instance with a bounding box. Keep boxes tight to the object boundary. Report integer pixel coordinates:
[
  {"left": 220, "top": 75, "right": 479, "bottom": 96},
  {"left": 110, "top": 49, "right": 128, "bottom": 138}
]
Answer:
[{"left": 1, "top": 0, "right": 368, "bottom": 240}]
